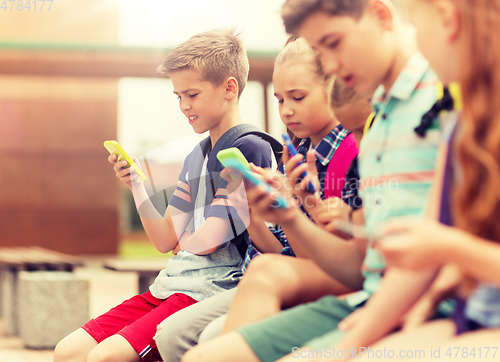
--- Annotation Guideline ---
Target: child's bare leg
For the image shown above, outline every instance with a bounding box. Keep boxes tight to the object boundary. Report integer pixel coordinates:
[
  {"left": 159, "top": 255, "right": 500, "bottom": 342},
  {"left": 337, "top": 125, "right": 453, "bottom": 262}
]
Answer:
[
  {"left": 53, "top": 328, "right": 97, "bottom": 362},
  {"left": 222, "top": 254, "right": 353, "bottom": 334},
  {"left": 87, "top": 334, "right": 140, "bottom": 362},
  {"left": 181, "top": 331, "right": 260, "bottom": 362}
]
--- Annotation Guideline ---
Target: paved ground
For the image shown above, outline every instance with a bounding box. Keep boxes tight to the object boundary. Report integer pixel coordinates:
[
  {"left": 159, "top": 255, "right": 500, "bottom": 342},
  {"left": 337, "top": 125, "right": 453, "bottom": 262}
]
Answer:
[{"left": 0, "top": 256, "right": 140, "bottom": 362}]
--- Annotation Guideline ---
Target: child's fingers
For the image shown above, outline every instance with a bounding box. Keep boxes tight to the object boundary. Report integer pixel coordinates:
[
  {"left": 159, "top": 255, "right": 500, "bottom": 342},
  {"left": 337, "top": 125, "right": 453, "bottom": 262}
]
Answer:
[
  {"left": 108, "top": 154, "right": 118, "bottom": 163},
  {"left": 324, "top": 221, "right": 351, "bottom": 237},
  {"left": 249, "top": 164, "right": 283, "bottom": 185},
  {"left": 374, "top": 236, "right": 408, "bottom": 264},
  {"left": 249, "top": 162, "right": 265, "bottom": 174},
  {"left": 130, "top": 156, "right": 141, "bottom": 168},
  {"left": 296, "top": 174, "right": 319, "bottom": 194},
  {"left": 282, "top": 145, "right": 290, "bottom": 163},
  {"left": 116, "top": 165, "right": 132, "bottom": 178},
  {"left": 284, "top": 154, "right": 305, "bottom": 176},
  {"left": 316, "top": 211, "right": 340, "bottom": 224},
  {"left": 322, "top": 196, "right": 344, "bottom": 209},
  {"left": 220, "top": 168, "right": 241, "bottom": 183},
  {"left": 267, "top": 172, "right": 287, "bottom": 191},
  {"left": 287, "top": 163, "right": 309, "bottom": 184},
  {"left": 113, "top": 159, "right": 130, "bottom": 173},
  {"left": 378, "top": 217, "right": 420, "bottom": 237},
  {"left": 305, "top": 150, "right": 317, "bottom": 175},
  {"left": 220, "top": 168, "right": 232, "bottom": 182},
  {"left": 221, "top": 169, "right": 243, "bottom": 193},
  {"left": 251, "top": 189, "right": 281, "bottom": 215},
  {"left": 246, "top": 184, "right": 270, "bottom": 206}
]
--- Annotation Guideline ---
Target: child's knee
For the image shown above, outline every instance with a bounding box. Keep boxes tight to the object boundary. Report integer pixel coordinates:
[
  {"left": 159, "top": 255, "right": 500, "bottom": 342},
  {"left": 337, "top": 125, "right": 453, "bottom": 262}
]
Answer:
[
  {"left": 154, "top": 322, "right": 177, "bottom": 353},
  {"left": 53, "top": 338, "right": 74, "bottom": 362},
  {"left": 87, "top": 346, "right": 115, "bottom": 362},
  {"left": 243, "top": 254, "right": 290, "bottom": 287},
  {"left": 53, "top": 328, "right": 96, "bottom": 362}
]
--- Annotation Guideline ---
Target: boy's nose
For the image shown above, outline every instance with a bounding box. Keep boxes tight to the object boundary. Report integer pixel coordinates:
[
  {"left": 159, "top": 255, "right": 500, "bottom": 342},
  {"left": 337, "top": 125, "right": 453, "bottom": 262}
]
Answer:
[
  {"left": 322, "top": 57, "right": 341, "bottom": 75},
  {"left": 180, "top": 99, "right": 191, "bottom": 112}
]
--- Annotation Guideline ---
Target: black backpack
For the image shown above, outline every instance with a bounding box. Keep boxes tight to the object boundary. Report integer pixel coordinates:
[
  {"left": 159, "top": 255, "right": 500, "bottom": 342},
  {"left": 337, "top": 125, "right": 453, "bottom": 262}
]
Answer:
[{"left": 188, "top": 124, "right": 282, "bottom": 258}]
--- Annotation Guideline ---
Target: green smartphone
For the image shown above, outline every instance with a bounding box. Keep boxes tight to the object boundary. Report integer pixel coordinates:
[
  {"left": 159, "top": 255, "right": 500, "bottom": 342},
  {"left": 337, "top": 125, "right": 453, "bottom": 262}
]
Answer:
[
  {"left": 217, "top": 148, "right": 289, "bottom": 209},
  {"left": 217, "top": 147, "right": 251, "bottom": 171},
  {"left": 103, "top": 140, "right": 148, "bottom": 183}
]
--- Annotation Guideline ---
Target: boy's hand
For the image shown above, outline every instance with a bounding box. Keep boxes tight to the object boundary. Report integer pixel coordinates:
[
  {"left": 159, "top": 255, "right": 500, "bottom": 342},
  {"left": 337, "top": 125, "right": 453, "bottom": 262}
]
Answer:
[
  {"left": 376, "top": 218, "right": 456, "bottom": 270},
  {"left": 244, "top": 164, "right": 299, "bottom": 225},
  {"left": 108, "top": 153, "right": 142, "bottom": 189},
  {"left": 314, "top": 197, "right": 352, "bottom": 237}
]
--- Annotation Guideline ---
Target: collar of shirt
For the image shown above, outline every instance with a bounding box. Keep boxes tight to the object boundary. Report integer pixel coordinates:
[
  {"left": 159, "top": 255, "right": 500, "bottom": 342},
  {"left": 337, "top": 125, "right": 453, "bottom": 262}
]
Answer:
[
  {"left": 371, "top": 52, "right": 431, "bottom": 113},
  {"left": 296, "top": 124, "right": 347, "bottom": 167}
]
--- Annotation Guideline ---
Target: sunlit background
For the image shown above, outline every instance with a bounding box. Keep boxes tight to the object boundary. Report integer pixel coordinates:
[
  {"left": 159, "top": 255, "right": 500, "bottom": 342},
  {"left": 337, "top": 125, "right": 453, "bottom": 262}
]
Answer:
[
  {"left": 117, "top": 0, "right": 288, "bottom": 156},
  {"left": 0, "top": 0, "right": 288, "bottom": 255}
]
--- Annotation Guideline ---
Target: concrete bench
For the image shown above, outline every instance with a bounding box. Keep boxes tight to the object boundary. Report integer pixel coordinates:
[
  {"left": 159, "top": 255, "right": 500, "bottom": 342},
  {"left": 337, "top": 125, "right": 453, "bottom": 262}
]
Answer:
[
  {"left": 103, "top": 258, "right": 167, "bottom": 294},
  {"left": 0, "top": 247, "right": 84, "bottom": 337},
  {"left": 18, "top": 270, "right": 90, "bottom": 349}
]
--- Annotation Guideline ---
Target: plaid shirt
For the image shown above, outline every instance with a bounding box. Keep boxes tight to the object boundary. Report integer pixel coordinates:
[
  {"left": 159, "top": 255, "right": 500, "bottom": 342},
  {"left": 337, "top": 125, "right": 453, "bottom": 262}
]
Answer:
[
  {"left": 243, "top": 124, "right": 356, "bottom": 271},
  {"left": 341, "top": 157, "right": 363, "bottom": 210}
]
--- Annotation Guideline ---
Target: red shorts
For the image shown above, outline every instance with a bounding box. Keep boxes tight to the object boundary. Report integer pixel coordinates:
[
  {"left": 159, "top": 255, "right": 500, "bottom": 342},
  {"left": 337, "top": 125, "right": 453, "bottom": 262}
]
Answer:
[{"left": 82, "top": 291, "right": 198, "bottom": 362}]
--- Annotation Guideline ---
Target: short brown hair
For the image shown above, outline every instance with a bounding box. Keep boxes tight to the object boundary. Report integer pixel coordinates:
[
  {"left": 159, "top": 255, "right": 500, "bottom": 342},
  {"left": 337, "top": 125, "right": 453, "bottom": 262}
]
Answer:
[
  {"left": 281, "top": 0, "right": 369, "bottom": 34},
  {"left": 157, "top": 28, "right": 249, "bottom": 98},
  {"left": 281, "top": 0, "right": 406, "bottom": 34}
]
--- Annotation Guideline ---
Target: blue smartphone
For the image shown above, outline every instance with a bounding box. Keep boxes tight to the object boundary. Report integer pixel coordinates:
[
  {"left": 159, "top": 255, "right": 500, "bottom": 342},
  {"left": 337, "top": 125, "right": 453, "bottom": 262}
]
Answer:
[
  {"left": 282, "top": 133, "right": 316, "bottom": 193},
  {"left": 217, "top": 148, "right": 289, "bottom": 209}
]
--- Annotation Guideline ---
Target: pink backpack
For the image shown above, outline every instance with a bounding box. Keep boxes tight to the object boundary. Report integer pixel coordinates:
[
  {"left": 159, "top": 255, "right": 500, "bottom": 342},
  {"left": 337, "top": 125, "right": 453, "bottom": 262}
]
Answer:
[{"left": 323, "top": 132, "right": 358, "bottom": 199}]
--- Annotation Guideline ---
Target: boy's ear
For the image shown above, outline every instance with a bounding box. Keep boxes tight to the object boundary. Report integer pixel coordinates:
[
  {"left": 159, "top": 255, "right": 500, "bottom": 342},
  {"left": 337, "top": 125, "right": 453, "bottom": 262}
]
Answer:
[
  {"left": 224, "top": 77, "right": 239, "bottom": 100},
  {"left": 435, "top": 0, "right": 460, "bottom": 42},
  {"left": 367, "top": 0, "right": 395, "bottom": 31}
]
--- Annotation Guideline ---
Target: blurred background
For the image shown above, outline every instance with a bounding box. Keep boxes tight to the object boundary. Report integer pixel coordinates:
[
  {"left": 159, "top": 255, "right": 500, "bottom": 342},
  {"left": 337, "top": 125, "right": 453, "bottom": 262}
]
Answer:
[{"left": 0, "top": 0, "right": 288, "bottom": 256}]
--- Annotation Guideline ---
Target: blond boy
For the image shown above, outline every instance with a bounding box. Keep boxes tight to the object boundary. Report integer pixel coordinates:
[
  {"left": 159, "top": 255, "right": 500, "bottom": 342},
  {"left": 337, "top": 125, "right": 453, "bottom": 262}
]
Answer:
[{"left": 53, "top": 28, "right": 277, "bottom": 362}]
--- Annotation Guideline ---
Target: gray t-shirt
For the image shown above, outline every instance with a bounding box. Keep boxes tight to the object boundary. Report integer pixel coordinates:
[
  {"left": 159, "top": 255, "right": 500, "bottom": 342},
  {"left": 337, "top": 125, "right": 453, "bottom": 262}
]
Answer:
[{"left": 149, "top": 155, "right": 243, "bottom": 301}]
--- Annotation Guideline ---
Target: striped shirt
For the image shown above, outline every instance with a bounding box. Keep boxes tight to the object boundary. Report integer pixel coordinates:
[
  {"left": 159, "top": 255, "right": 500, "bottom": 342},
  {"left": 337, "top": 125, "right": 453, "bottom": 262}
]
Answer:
[
  {"left": 243, "top": 124, "right": 355, "bottom": 271},
  {"left": 353, "top": 52, "right": 441, "bottom": 301}
]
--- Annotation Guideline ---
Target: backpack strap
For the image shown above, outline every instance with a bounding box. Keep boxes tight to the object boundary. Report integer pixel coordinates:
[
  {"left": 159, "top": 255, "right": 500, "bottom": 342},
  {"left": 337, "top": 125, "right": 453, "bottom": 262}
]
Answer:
[
  {"left": 414, "top": 82, "right": 454, "bottom": 138},
  {"left": 207, "top": 124, "right": 282, "bottom": 173},
  {"left": 198, "top": 124, "right": 282, "bottom": 259},
  {"left": 363, "top": 112, "right": 377, "bottom": 137},
  {"left": 324, "top": 133, "right": 359, "bottom": 199},
  {"left": 187, "top": 136, "right": 212, "bottom": 207}
]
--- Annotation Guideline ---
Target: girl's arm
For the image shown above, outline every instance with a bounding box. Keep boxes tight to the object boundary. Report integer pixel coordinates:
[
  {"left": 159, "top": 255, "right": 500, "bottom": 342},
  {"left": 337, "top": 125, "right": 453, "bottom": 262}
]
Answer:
[
  {"left": 246, "top": 178, "right": 366, "bottom": 290},
  {"left": 439, "top": 228, "right": 500, "bottom": 285},
  {"left": 378, "top": 217, "right": 500, "bottom": 285},
  {"left": 246, "top": 212, "right": 289, "bottom": 254},
  {"left": 280, "top": 211, "right": 366, "bottom": 288},
  {"left": 221, "top": 169, "right": 284, "bottom": 254}
]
